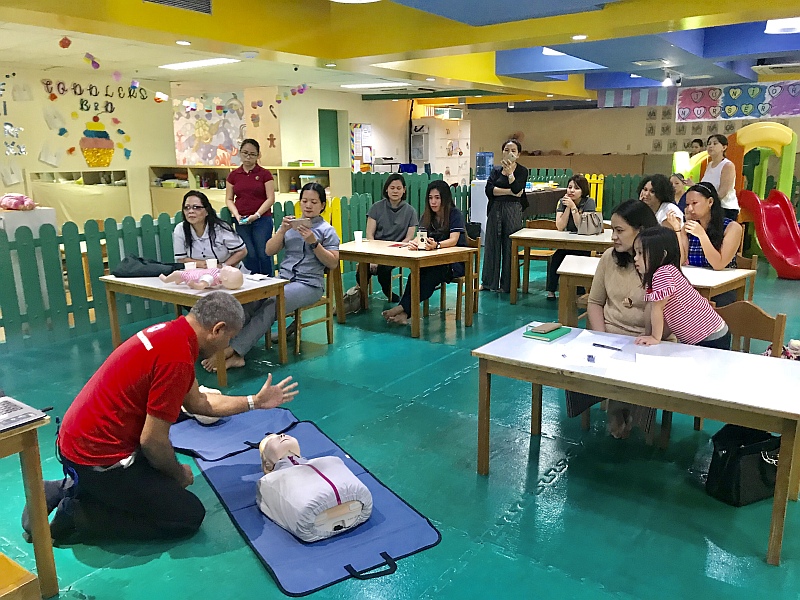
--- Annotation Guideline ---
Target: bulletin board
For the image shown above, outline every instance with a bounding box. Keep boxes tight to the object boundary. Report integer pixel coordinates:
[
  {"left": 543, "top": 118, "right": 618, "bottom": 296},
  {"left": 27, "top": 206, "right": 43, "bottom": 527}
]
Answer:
[{"left": 349, "top": 123, "right": 372, "bottom": 172}]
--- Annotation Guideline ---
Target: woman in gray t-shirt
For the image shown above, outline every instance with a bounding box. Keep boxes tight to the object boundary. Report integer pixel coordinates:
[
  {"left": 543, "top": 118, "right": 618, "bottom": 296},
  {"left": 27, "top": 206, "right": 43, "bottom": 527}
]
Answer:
[{"left": 358, "top": 174, "right": 419, "bottom": 301}]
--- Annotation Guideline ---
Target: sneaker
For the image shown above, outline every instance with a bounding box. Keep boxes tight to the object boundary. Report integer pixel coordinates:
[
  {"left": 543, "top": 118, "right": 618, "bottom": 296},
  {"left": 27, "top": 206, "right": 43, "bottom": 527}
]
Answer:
[
  {"left": 21, "top": 478, "right": 74, "bottom": 541},
  {"left": 271, "top": 320, "right": 297, "bottom": 343},
  {"left": 546, "top": 292, "right": 557, "bottom": 301}
]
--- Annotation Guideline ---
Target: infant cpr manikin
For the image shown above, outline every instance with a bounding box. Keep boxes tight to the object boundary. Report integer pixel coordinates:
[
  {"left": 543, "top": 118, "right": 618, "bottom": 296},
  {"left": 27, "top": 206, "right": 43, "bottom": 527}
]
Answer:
[{"left": 256, "top": 433, "right": 372, "bottom": 542}]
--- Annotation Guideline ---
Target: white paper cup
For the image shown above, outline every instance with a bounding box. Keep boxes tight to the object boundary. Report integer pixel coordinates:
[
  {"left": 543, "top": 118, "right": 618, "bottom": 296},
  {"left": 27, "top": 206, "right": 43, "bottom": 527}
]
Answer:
[
  {"left": 185, "top": 261, "right": 197, "bottom": 270},
  {"left": 354, "top": 231, "right": 363, "bottom": 243},
  {"left": 206, "top": 258, "right": 218, "bottom": 269}
]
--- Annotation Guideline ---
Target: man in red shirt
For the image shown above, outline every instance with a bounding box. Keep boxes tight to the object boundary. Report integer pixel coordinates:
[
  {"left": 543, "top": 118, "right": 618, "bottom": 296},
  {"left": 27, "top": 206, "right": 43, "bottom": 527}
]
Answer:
[{"left": 31, "top": 291, "right": 297, "bottom": 544}]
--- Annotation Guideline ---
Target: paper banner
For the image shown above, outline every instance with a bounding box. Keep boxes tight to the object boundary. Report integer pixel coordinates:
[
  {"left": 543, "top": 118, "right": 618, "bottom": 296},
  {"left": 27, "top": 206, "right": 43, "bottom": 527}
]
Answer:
[{"left": 676, "top": 80, "right": 800, "bottom": 122}]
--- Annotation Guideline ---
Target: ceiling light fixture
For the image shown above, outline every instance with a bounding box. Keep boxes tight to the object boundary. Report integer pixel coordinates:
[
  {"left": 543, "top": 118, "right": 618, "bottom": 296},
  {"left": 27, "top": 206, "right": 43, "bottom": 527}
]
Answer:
[
  {"left": 546, "top": 94, "right": 554, "bottom": 97},
  {"left": 426, "top": 77, "right": 436, "bottom": 81},
  {"left": 525, "top": 99, "right": 532, "bottom": 102},
  {"left": 159, "top": 57, "right": 240, "bottom": 70},
  {"left": 340, "top": 82, "right": 410, "bottom": 89},
  {"left": 175, "top": 40, "right": 191, "bottom": 46},
  {"left": 765, "top": 18, "right": 800, "bottom": 34},
  {"left": 392, "top": 99, "right": 399, "bottom": 102},
  {"left": 630, "top": 74, "right": 642, "bottom": 78},
  {"left": 240, "top": 50, "right": 258, "bottom": 59},
  {"left": 508, "top": 102, "right": 515, "bottom": 108},
  {"left": 662, "top": 71, "right": 673, "bottom": 87},
  {"left": 542, "top": 47, "right": 566, "bottom": 56},
  {"left": 475, "top": 95, "right": 483, "bottom": 98},
  {"left": 325, "top": 62, "right": 337, "bottom": 67},
  {"left": 572, "top": 34, "right": 587, "bottom": 41}
]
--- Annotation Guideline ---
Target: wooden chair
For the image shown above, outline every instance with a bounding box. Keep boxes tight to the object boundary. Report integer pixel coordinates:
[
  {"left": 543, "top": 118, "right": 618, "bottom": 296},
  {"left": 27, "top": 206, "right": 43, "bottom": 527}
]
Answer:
[
  {"left": 293, "top": 268, "right": 335, "bottom": 355},
  {"left": 518, "top": 219, "right": 558, "bottom": 293},
  {"left": 735, "top": 253, "right": 758, "bottom": 302},
  {"left": 267, "top": 268, "right": 336, "bottom": 355},
  {"left": 423, "top": 234, "right": 481, "bottom": 321},
  {"left": 660, "top": 301, "right": 786, "bottom": 448}
]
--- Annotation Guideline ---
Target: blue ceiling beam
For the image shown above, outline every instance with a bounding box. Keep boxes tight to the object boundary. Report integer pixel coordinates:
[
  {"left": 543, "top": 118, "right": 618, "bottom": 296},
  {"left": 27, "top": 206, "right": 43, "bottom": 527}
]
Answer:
[
  {"left": 703, "top": 22, "right": 800, "bottom": 59},
  {"left": 658, "top": 30, "right": 706, "bottom": 56},
  {"left": 496, "top": 47, "right": 606, "bottom": 78},
  {"left": 390, "top": 0, "right": 621, "bottom": 27},
  {"left": 584, "top": 72, "right": 662, "bottom": 89}
]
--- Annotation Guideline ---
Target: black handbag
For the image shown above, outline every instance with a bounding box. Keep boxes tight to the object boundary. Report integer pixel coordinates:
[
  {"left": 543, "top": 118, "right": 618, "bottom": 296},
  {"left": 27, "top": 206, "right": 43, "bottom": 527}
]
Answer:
[
  {"left": 466, "top": 221, "right": 481, "bottom": 240},
  {"left": 706, "top": 425, "right": 780, "bottom": 507},
  {"left": 111, "top": 255, "right": 185, "bottom": 278}
]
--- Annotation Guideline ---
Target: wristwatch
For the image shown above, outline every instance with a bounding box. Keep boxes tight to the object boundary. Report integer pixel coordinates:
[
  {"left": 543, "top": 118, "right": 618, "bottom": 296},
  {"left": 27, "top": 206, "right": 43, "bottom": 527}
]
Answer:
[
  {"left": 436, "top": 241, "right": 441, "bottom": 250},
  {"left": 309, "top": 241, "right": 320, "bottom": 250}
]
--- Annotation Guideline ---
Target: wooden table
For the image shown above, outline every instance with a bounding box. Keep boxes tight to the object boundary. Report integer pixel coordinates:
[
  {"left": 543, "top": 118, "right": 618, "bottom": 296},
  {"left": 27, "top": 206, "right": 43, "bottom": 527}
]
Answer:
[
  {"left": 0, "top": 417, "right": 58, "bottom": 598},
  {"left": 510, "top": 228, "right": 615, "bottom": 304},
  {"left": 472, "top": 327, "right": 800, "bottom": 565},
  {"left": 99, "top": 275, "right": 289, "bottom": 386},
  {"left": 335, "top": 240, "right": 478, "bottom": 338},
  {"left": 557, "top": 255, "right": 757, "bottom": 327}
]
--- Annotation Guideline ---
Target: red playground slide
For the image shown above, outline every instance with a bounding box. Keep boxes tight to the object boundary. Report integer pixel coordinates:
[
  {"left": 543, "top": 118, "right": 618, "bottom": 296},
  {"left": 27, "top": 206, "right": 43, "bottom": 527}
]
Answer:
[{"left": 739, "top": 190, "right": 800, "bottom": 279}]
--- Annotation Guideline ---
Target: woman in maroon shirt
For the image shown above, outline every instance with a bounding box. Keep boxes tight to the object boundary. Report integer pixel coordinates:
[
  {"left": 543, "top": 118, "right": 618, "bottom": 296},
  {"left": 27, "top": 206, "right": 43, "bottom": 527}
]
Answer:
[{"left": 226, "top": 138, "right": 276, "bottom": 275}]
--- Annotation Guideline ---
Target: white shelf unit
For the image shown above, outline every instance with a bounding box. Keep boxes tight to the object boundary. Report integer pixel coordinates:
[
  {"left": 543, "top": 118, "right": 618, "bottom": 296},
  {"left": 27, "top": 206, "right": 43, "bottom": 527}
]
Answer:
[
  {"left": 411, "top": 117, "right": 471, "bottom": 186},
  {"left": 149, "top": 165, "right": 353, "bottom": 217}
]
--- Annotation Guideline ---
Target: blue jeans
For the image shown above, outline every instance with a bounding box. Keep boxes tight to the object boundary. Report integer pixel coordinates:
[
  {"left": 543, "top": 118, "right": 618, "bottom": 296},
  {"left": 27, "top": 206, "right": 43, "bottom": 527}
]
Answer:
[{"left": 236, "top": 215, "right": 274, "bottom": 275}]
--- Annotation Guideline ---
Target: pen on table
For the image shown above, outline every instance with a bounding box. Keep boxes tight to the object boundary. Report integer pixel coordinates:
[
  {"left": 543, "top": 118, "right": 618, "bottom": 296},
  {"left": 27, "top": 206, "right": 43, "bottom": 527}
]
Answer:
[{"left": 592, "top": 342, "right": 621, "bottom": 351}]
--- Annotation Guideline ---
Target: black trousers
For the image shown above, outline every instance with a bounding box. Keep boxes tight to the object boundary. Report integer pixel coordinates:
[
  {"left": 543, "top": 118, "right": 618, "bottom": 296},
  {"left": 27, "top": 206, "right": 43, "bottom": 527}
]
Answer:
[
  {"left": 696, "top": 330, "right": 732, "bottom": 350},
  {"left": 356, "top": 264, "right": 399, "bottom": 300},
  {"left": 62, "top": 455, "right": 205, "bottom": 541},
  {"left": 399, "top": 264, "right": 461, "bottom": 316},
  {"left": 547, "top": 249, "right": 590, "bottom": 293}
]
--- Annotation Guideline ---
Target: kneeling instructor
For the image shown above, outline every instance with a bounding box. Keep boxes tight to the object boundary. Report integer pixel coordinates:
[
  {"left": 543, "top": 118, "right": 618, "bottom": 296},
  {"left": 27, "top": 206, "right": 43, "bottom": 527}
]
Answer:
[{"left": 46, "top": 292, "right": 297, "bottom": 544}]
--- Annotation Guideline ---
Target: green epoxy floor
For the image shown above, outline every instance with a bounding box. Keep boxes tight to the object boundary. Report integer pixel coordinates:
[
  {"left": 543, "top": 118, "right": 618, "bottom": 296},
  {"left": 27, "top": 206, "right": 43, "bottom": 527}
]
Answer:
[{"left": 2, "top": 261, "right": 800, "bottom": 599}]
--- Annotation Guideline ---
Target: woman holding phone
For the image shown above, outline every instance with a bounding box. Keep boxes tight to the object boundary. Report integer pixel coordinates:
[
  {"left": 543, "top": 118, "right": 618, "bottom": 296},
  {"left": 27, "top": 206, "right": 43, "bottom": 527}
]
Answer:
[{"left": 204, "top": 183, "right": 339, "bottom": 371}]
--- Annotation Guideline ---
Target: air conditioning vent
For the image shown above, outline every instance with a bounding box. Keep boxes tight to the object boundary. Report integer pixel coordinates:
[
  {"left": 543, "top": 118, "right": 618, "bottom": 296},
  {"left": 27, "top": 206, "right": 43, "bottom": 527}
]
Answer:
[
  {"left": 144, "top": 0, "right": 211, "bottom": 14},
  {"left": 752, "top": 62, "right": 800, "bottom": 75}
]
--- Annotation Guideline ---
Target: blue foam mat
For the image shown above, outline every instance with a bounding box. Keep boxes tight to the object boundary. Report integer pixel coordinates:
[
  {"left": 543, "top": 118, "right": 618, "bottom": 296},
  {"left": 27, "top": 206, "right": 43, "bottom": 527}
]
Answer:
[
  {"left": 197, "top": 420, "right": 442, "bottom": 596},
  {"left": 170, "top": 408, "right": 298, "bottom": 461}
]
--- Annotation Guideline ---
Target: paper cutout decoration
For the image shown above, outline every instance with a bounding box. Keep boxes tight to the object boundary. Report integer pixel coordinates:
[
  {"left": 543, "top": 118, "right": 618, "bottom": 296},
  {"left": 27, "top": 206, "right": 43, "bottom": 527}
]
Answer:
[
  {"left": 250, "top": 100, "right": 263, "bottom": 109},
  {"left": 79, "top": 117, "right": 114, "bottom": 166},
  {"left": 226, "top": 94, "right": 244, "bottom": 118},
  {"left": 67, "top": 146, "right": 76, "bottom": 155},
  {"left": 154, "top": 92, "right": 169, "bottom": 103},
  {"left": 43, "top": 105, "right": 66, "bottom": 131},
  {"left": 250, "top": 113, "right": 260, "bottom": 127},
  {"left": 123, "top": 148, "right": 132, "bottom": 159},
  {"left": 4, "top": 141, "right": 26, "bottom": 155},
  {"left": 111, "top": 118, "right": 120, "bottom": 125},
  {"left": 48, "top": 93, "right": 57, "bottom": 101},
  {"left": 130, "top": 80, "right": 140, "bottom": 89},
  {"left": 59, "top": 36, "right": 72, "bottom": 49},
  {"left": 38, "top": 141, "right": 63, "bottom": 168},
  {"left": 4, "top": 122, "right": 23, "bottom": 138},
  {"left": 0, "top": 159, "right": 22, "bottom": 186},
  {"left": 84, "top": 53, "right": 100, "bottom": 69},
  {"left": 58, "top": 128, "right": 68, "bottom": 136},
  {"left": 112, "top": 71, "right": 122, "bottom": 82},
  {"left": 12, "top": 82, "right": 33, "bottom": 101},
  {"left": 0, "top": 83, "right": 4, "bottom": 97}
]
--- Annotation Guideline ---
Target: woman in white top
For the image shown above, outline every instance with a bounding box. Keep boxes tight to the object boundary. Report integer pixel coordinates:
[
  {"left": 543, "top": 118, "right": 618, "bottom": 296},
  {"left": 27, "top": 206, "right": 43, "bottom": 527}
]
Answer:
[
  {"left": 637, "top": 174, "right": 683, "bottom": 227},
  {"left": 173, "top": 190, "right": 247, "bottom": 269},
  {"left": 701, "top": 134, "right": 739, "bottom": 221}
]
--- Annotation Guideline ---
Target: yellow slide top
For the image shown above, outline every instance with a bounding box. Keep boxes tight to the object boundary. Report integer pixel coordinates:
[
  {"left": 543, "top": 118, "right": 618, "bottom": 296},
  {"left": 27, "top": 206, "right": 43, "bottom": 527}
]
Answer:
[{"left": 736, "top": 121, "right": 794, "bottom": 156}]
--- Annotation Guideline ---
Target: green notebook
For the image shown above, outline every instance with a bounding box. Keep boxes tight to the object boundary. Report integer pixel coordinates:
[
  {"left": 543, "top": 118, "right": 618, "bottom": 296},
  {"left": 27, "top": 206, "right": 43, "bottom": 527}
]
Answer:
[{"left": 523, "top": 325, "right": 571, "bottom": 342}]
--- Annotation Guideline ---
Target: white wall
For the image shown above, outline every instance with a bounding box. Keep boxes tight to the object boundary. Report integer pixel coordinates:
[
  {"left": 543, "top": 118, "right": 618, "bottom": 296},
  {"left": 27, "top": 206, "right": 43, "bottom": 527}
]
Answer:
[
  {"left": 278, "top": 89, "right": 409, "bottom": 167},
  {"left": 468, "top": 105, "right": 800, "bottom": 168},
  {"left": 0, "top": 65, "right": 174, "bottom": 219}
]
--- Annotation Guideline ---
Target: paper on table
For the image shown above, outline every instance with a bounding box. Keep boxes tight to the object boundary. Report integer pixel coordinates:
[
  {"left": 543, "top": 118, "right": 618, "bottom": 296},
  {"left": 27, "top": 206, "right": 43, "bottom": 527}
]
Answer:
[
  {"left": 559, "top": 330, "right": 632, "bottom": 369},
  {"left": 634, "top": 353, "right": 693, "bottom": 379}
]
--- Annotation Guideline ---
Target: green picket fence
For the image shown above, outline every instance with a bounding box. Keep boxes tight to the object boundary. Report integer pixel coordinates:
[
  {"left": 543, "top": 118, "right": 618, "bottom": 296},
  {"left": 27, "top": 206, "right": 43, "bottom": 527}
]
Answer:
[
  {"left": 0, "top": 201, "right": 314, "bottom": 348},
  {"left": 527, "top": 168, "right": 573, "bottom": 187},
  {"left": 601, "top": 174, "right": 645, "bottom": 219}
]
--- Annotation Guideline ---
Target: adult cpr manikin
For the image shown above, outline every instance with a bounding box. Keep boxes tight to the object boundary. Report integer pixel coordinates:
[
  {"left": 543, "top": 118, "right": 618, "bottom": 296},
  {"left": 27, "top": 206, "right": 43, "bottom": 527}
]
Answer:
[{"left": 256, "top": 433, "right": 372, "bottom": 542}]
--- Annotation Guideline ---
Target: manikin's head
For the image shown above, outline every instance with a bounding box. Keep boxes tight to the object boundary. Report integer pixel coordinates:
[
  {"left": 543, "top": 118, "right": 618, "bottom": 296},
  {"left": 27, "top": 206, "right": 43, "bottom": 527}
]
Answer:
[
  {"left": 259, "top": 433, "right": 301, "bottom": 473},
  {"left": 218, "top": 265, "right": 244, "bottom": 289}
]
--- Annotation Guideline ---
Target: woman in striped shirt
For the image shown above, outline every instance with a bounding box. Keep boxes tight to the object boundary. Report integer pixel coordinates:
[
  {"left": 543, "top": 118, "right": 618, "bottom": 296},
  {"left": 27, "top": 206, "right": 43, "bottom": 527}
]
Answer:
[{"left": 633, "top": 226, "right": 730, "bottom": 350}]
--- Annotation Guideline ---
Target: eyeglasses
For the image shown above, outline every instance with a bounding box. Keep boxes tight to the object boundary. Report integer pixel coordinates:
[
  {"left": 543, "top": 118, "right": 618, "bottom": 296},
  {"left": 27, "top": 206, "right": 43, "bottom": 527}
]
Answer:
[
  {"left": 240, "top": 151, "right": 258, "bottom": 158},
  {"left": 183, "top": 205, "right": 206, "bottom": 212}
]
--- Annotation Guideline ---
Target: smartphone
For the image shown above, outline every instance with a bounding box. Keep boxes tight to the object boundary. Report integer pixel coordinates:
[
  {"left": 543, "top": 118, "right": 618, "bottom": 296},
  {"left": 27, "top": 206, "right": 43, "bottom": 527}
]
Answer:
[
  {"left": 529, "top": 322, "right": 562, "bottom": 334},
  {"left": 290, "top": 217, "right": 312, "bottom": 230}
]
